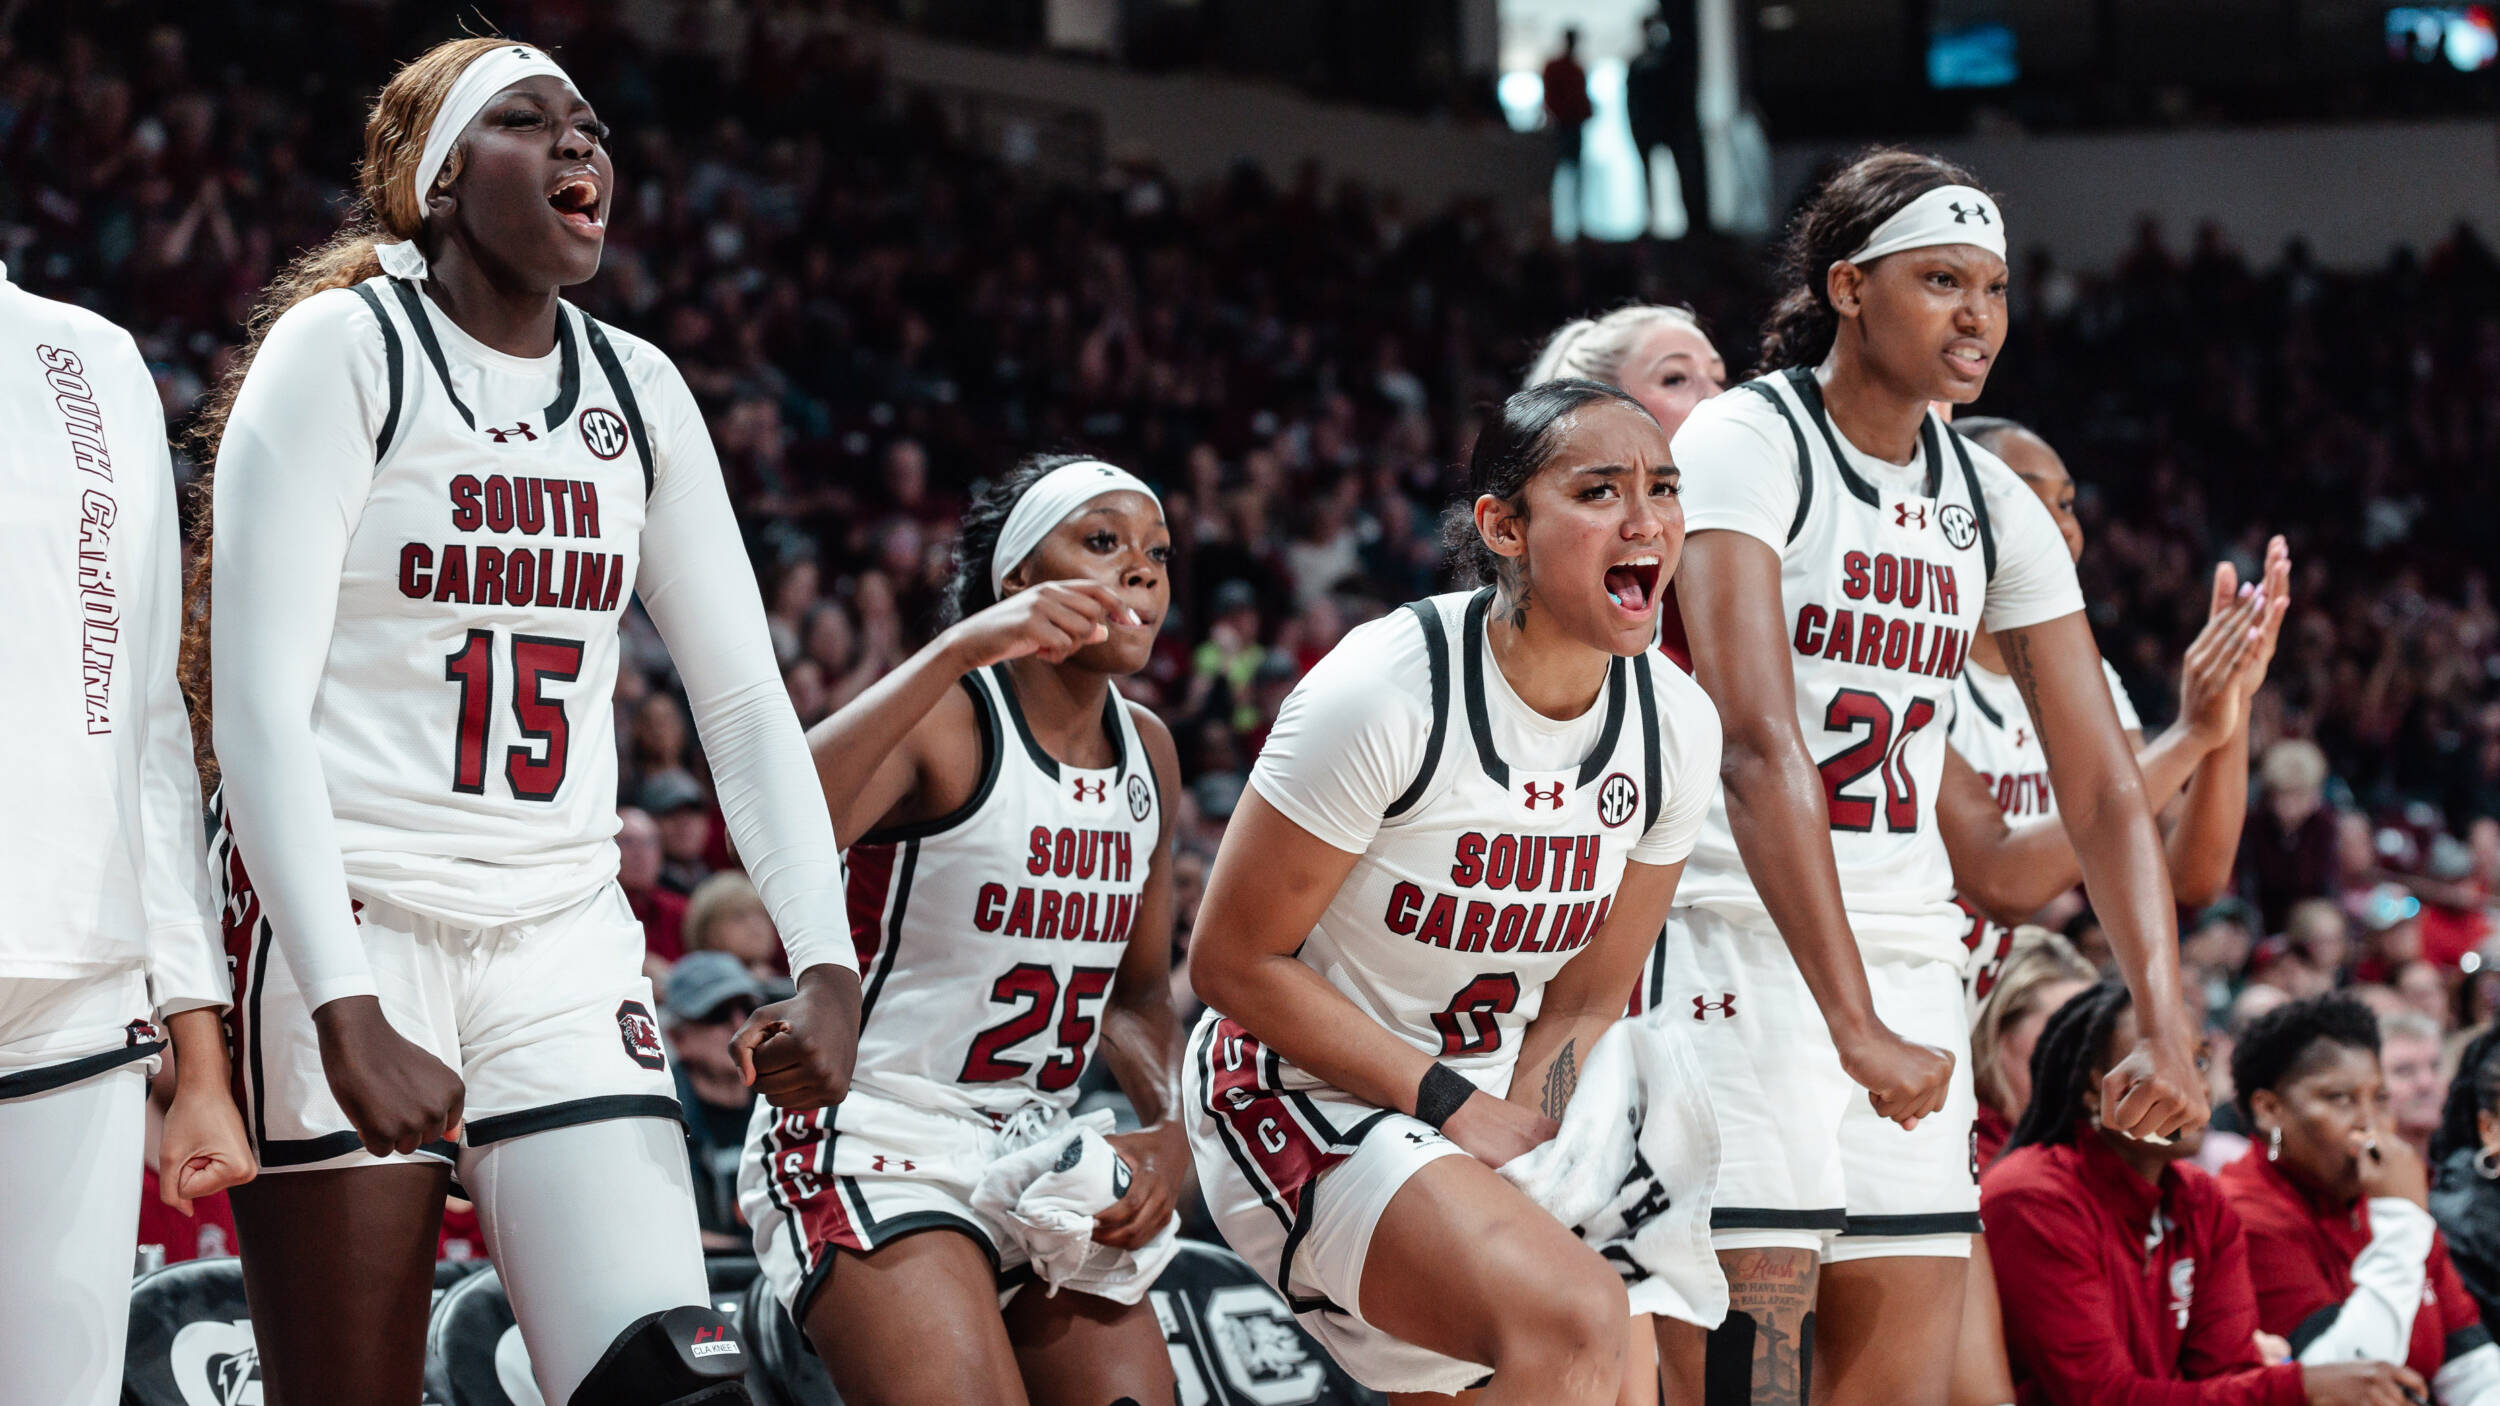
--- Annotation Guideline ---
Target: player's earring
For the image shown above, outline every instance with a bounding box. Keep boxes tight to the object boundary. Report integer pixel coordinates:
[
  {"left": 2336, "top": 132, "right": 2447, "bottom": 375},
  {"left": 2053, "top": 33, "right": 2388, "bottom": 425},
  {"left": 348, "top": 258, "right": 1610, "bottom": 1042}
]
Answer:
[
  {"left": 2476, "top": 1147, "right": 2500, "bottom": 1181},
  {"left": 2267, "top": 1126, "right": 2282, "bottom": 1162}
]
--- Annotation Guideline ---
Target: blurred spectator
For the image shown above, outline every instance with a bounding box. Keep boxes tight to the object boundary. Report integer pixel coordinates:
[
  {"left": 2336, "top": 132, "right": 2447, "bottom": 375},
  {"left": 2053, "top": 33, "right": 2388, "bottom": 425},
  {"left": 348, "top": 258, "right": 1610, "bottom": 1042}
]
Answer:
[
  {"left": 2244, "top": 740, "right": 2336, "bottom": 932},
  {"left": 662, "top": 952, "right": 769, "bottom": 1252},
  {"left": 2431, "top": 1029, "right": 2500, "bottom": 1339},
  {"left": 641, "top": 770, "right": 717, "bottom": 896},
  {"left": 683, "top": 872, "right": 784, "bottom": 980},
  {"left": 1540, "top": 29, "right": 1592, "bottom": 220},
  {"left": 618, "top": 806, "right": 687, "bottom": 974},
  {"left": 1968, "top": 928, "right": 2098, "bottom": 1169},
  {"left": 2384, "top": 1010, "right": 2449, "bottom": 1162}
]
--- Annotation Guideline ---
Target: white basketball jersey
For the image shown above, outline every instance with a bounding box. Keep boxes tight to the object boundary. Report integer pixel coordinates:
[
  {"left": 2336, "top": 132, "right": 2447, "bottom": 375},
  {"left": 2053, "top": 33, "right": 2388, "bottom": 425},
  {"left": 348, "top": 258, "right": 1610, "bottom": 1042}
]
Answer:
[
  {"left": 1674, "top": 368, "right": 1998, "bottom": 964},
  {"left": 1276, "top": 589, "right": 1693, "bottom": 1097},
  {"left": 313, "top": 277, "right": 653, "bottom": 923},
  {"left": 844, "top": 665, "right": 1162, "bottom": 1118}
]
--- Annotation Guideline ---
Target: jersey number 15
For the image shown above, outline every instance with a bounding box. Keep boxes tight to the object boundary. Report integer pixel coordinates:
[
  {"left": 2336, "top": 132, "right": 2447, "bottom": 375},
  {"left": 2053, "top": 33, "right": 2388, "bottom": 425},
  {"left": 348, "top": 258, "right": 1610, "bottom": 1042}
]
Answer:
[{"left": 446, "top": 629, "right": 584, "bottom": 802}]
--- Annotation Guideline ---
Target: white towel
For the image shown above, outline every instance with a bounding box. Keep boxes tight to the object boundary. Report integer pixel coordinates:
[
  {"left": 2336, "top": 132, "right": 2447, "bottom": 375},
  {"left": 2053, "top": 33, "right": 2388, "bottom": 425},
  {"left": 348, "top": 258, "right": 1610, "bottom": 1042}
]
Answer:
[
  {"left": 970, "top": 1109, "right": 1181, "bottom": 1304},
  {"left": 1500, "top": 1017, "right": 1728, "bottom": 1328}
]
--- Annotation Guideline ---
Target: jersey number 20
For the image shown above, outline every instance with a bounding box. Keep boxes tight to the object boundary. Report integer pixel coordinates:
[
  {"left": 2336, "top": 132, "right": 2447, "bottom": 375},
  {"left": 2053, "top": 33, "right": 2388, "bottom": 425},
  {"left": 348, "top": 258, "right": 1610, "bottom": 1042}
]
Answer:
[
  {"left": 446, "top": 629, "right": 584, "bottom": 802},
  {"left": 1817, "top": 689, "right": 1937, "bottom": 833}
]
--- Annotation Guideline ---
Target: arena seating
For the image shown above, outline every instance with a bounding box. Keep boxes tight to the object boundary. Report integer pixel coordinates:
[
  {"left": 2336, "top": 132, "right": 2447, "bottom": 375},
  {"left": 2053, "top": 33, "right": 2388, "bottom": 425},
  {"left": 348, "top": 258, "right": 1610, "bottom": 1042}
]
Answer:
[{"left": 127, "top": 1242, "right": 1379, "bottom": 1404}]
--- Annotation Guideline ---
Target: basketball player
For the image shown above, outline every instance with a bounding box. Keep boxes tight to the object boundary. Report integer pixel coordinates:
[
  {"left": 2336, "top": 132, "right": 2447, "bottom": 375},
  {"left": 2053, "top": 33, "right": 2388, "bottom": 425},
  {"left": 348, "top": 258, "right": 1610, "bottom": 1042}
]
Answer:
[
  {"left": 1187, "top": 379, "right": 1724, "bottom": 1405},
  {"left": 192, "top": 39, "right": 857, "bottom": 1405},
  {"left": 1525, "top": 304, "right": 1727, "bottom": 441},
  {"left": 0, "top": 266, "right": 256, "bottom": 1406},
  {"left": 1649, "top": 150, "right": 2205, "bottom": 1406},
  {"left": 740, "top": 453, "right": 1186, "bottom": 1405}
]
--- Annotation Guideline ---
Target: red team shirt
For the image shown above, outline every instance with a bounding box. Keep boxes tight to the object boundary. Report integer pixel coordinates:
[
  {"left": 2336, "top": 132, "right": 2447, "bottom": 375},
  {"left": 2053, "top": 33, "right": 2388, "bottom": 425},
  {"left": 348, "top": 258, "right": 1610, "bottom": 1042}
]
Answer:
[{"left": 1983, "top": 1130, "right": 2304, "bottom": 1406}]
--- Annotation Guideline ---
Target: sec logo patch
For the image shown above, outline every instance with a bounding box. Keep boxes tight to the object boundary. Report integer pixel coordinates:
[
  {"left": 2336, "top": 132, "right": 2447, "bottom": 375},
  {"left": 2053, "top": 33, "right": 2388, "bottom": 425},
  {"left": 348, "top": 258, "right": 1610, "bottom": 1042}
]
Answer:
[
  {"left": 1598, "top": 772, "right": 1639, "bottom": 828},
  {"left": 579, "top": 406, "right": 630, "bottom": 461}
]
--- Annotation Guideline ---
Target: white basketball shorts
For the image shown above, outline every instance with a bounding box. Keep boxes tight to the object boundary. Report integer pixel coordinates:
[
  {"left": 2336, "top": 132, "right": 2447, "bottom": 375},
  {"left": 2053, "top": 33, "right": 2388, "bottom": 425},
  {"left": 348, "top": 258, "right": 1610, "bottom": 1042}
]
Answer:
[
  {"left": 0, "top": 968, "right": 162, "bottom": 1102},
  {"left": 1646, "top": 905, "right": 1977, "bottom": 1261},
  {"left": 221, "top": 881, "right": 679, "bottom": 1172}
]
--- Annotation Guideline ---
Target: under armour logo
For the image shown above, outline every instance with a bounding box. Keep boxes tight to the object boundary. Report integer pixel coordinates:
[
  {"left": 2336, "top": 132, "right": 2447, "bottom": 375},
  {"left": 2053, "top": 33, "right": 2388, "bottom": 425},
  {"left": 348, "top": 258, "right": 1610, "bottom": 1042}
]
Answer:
[
  {"left": 484, "top": 421, "right": 537, "bottom": 443},
  {"left": 869, "top": 1155, "right": 916, "bottom": 1173},
  {"left": 1522, "top": 782, "right": 1565, "bottom": 810},
  {"left": 1948, "top": 200, "right": 1991, "bottom": 226},
  {"left": 1895, "top": 502, "right": 1929, "bottom": 530},
  {"left": 1072, "top": 778, "right": 1108, "bottom": 803},
  {"left": 1692, "top": 993, "right": 1737, "bottom": 1021}
]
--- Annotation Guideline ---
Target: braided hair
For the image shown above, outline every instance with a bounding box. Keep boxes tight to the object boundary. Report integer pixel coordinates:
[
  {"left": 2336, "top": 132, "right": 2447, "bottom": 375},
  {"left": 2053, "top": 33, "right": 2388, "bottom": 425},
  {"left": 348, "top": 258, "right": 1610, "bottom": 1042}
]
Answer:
[
  {"left": 2228, "top": 992, "right": 2381, "bottom": 1126},
  {"left": 2433, "top": 1026, "right": 2500, "bottom": 1163},
  {"left": 2004, "top": 976, "right": 2134, "bottom": 1153},
  {"left": 943, "top": 451, "right": 1102, "bottom": 624}
]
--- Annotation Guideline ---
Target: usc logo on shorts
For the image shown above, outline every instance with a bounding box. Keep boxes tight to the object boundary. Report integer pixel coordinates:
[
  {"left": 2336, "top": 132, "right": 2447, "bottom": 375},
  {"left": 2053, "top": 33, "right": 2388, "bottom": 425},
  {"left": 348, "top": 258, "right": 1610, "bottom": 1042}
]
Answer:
[{"left": 615, "top": 1000, "right": 668, "bottom": 1070}]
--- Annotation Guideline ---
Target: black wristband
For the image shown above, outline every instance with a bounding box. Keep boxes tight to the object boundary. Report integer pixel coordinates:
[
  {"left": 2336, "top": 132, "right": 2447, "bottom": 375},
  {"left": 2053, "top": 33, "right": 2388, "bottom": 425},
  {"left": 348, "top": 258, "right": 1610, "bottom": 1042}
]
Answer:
[{"left": 1415, "top": 1063, "right": 1474, "bottom": 1130}]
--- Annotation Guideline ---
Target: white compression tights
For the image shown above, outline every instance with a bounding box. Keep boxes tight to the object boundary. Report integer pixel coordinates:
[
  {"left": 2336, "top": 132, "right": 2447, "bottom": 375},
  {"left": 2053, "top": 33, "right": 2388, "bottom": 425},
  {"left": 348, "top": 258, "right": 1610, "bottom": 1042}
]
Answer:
[
  {"left": 0, "top": 1068, "right": 145, "bottom": 1406},
  {"left": 461, "top": 1115, "right": 715, "bottom": 1406}
]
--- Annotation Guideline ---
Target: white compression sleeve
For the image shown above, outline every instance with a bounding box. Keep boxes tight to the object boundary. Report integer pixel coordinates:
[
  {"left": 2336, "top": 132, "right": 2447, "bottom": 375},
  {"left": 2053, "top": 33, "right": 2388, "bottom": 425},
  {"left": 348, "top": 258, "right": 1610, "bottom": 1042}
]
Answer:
[
  {"left": 461, "top": 1116, "right": 713, "bottom": 1404},
  {"left": 2294, "top": 1197, "right": 2433, "bottom": 1367},
  {"left": 0, "top": 1067, "right": 146, "bottom": 1406},
  {"left": 209, "top": 293, "right": 387, "bottom": 1009},
  {"left": 124, "top": 353, "right": 225, "bottom": 1016},
  {"left": 633, "top": 355, "right": 854, "bottom": 979}
]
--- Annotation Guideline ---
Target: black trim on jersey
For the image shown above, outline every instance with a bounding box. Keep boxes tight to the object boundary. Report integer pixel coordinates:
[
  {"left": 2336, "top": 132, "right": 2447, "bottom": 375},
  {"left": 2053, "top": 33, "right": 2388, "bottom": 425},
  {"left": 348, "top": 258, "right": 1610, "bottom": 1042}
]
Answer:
[
  {"left": 540, "top": 305, "right": 582, "bottom": 430},
  {"left": 1273, "top": 1109, "right": 1397, "bottom": 1320},
  {"left": 857, "top": 841, "right": 917, "bottom": 1027},
  {"left": 581, "top": 316, "right": 657, "bottom": 497},
  {"left": 1573, "top": 662, "right": 1629, "bottom": 789},
  {"left": 757, "top": 1107, "right": 819, "bottom": 1300},
  {"left": 1710, "top": 1205, "right": 1851, "bottom": 1231},
  {"left": 1385, "top": 598, "right": 1453, "bottom": 819},
  {"left": 390, "top": 279, "right": 477, "bottom": 430},
  {"left": 0, "top": 1039, "right": 164, "bottom": 1102},
  {"left": 1633, "top": 658, "right": 1664, "bottom": 835},
  {"left": 463, "top": 1093, "right": 683, "bottom": 1147},
  {"left": 1737, "top": 378, "right": 1815, "bottom": 544},
  {"left": 349, "top": 283, "right": 405, "bottom": 462},
  {"left": 2286, "top": 1305, "right": 2342, "bottom": 1357},
  {"left": 244, "top": 907, "right": 274, "bottom": 1153},
  {"left": 258, "top": 1131, "right": 458, "bottom": 1169},
  {"left": 1193, "top": 1020, "right": 1297, "bottom": 1237},
  {"left": 1959, "top": 671, "right": 2006, "bottom": 730},
  {"left": 794, "top": 1208, "right": 1006, "bottom": 1323},
  {"left": 1461, "top": 587, "right": 1629, "bottom": 791},
  {"left": 987, "top": 663, "right": 1127, "bottom": 785},
  {"left": 1944, "top": 424, "right": 1998, "bottom": 583},
  {"left": 1643, "top": 924, "right": 1668, "bottom": 1013},
  {"left": 1840, "top": 1211, "right": 1983, "bottom": 1237},
  {"left": 856, "top": 677, "right": 1004, "bottom": 846},
  {"left": 1787, "top": 366, "right": 1944, "bottom": 504}
]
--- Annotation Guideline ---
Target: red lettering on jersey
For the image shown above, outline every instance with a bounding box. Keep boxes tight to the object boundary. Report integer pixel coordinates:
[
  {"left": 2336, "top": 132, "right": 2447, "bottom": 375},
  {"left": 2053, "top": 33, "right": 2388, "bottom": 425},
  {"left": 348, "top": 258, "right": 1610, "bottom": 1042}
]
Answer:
[
  {"left": 400, "top": 543, "right": 432, "bottom": 598},
  {"left": 557, "top": 550, "right": 581, "bottom": 609},
  {"left": 1035, "top": 890, "right": 1063, "bottom": 941},
  {"left": 1450, "top": 832, "right": 1487, "bottom": 887},
  {"left": 1003, "top": 888, "right": 1035, "bottom": 937},
  {"left": 1385, "top": 881, "right": 1423, "bottom": 935},
  {"left": 974, "top": 882, "right": 1007, "bottom": 931},
  {"left": 1854, "top": 612, "right": 1887, "bottom": 666},
  {"left": 474, "top": 546, "right": 506, "bottom": 604},
  {"left": 1794, "top": 603, "right": 1827, "bottom": 656},
  {"left": 1824, "top": 609, "right": 1855, "bottom": 661},
  {"left": 507, "top": 546, "right": 537, "bottom": 604},
  {"left": 1053, "top": 829, "right": 1077, "bottom": 878},
  {"left": 1881, "top": 617, "right": 1911, "bottom": 670},
  {"left": 484, "top": 477, "right": 515, "bottom": 533},
  {"left": 1900, "top": 558, "right": 1926, "bottom": 610},
  {"left": 1842, "top": 551, "right": 1870, "bottom": 600},
  {"left": 575, "top": 480, "right": 602, "bottom": 538},
  {"left": 1114, "top": 831, "right": 1133, "bottom": 882},
  {"left": 450, "top": 475, "right": 484, "bottom": 531},
  {"left": 1455, "top": 900, "right": 1496, "bottom": 953},
  {"left": 1486, "top": 835, "right": 1517, "bottom": 889},
  {"left": 1872, "top": 554, "right": 1899, "bottom": 604},
  {"left": 599, "top": 558, "right": 624, "bottom": 611},
  {"left": 1551, "top": 899, "right": 1595, "bottom": 951},
  {"left": 545, "top": 480, "right": 575, "bottom": 537},
  {"left": 1517, "top": 903, "right": 1550, "bottom": 952},
  {"left": 1417, "top": 894, "right": 1456, "bottom": 947},
  {"left": 434, "top": 545, "right": 469, "bottom": 603},
  {"left": 1027, "top": 827, "right": 1052, "bottom": 877},
  {"left": 1546, "top": 837, "right": 1575, "bottom": 892},
  {"left": 1513, "top": 834, "right": 1548, "bottom": 892},
  {"left": 533, "top": 549, "right": 563, "bottom": 606},
  {"left": 515, "top": 478, "right": 547, "bottom": 535},
  {"left": 1490, "top": 903, "right": 1528, "bottom": 953},
  {"left": 1570, "top": 836, "right": 1600, "bottom": 892},
  {"left": 1934, "top": 563, "right": 1959, "bottom": 616}
]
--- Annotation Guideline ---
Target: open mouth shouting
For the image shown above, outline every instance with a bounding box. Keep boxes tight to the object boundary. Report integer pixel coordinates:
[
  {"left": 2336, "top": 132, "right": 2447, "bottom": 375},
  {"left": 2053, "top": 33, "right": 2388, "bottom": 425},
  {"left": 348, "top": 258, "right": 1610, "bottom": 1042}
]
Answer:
[
  {"left": 1944, "top": 338, "right": 1991, "bottom": 379},
  {"left": 1604, "top": 553, "right": 1662, "bottom": 617},
  {"left": 548, "top": 170, "right": 603, "bottom": 232}
]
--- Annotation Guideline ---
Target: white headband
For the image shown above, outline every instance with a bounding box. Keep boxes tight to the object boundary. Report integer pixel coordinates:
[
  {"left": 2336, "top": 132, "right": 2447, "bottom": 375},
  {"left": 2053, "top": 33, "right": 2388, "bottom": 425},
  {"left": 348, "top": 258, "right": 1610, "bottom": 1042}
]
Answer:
[
  {"left": 375, "top": 44, "right": 581, "bottom": 281},
  {"left": 990, "top": 461, "right": 1163, "bottom": 595},
  {"left": 1839, "top": 184, "right": 2005, "bottom": 268}
]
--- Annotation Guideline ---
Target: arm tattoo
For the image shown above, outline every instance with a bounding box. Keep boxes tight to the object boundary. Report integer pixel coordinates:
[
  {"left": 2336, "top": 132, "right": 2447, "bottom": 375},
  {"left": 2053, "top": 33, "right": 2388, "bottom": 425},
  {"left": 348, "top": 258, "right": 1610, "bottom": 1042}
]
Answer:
[
  {"left": 2002, "top": 628, "right": 2043, "bottom": 716},
  {"left": 1540, "top": 1038, "right": 1577, "bottom": 1119}
]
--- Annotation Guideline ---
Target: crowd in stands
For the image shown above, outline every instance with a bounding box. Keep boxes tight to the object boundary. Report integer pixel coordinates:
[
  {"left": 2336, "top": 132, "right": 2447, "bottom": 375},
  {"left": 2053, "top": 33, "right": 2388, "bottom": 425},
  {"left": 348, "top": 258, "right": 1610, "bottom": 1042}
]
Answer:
[{"left": 41, "top": 1, "right": 2500, "bottom": 1336}]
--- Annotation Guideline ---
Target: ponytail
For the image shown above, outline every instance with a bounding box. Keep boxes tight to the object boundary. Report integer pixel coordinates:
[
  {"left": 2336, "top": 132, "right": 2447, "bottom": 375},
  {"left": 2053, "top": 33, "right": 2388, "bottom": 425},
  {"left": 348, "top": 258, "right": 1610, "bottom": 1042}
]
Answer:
[{"left": 1758, "top": 147, "right": 1991, "bottom": 372}]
